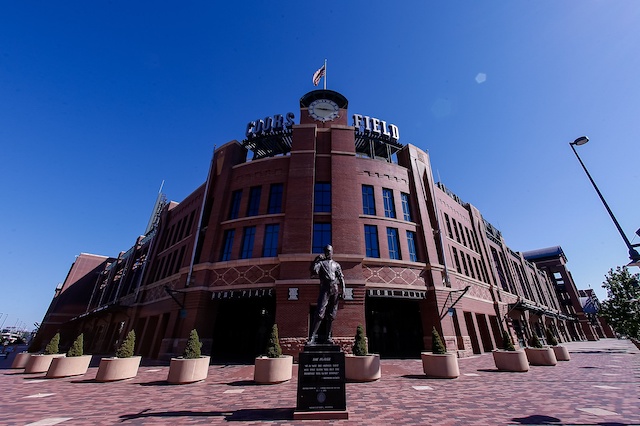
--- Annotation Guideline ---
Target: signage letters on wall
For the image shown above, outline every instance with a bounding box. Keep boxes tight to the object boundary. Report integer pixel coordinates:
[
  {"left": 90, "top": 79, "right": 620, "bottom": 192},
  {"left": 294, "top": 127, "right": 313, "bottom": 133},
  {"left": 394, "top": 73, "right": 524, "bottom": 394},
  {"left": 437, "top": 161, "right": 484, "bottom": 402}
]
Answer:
[
  {"left": 246, "top": 113, "right": 295, "bottom": 139},
  {"left": 352, "top": 114, "right": 400, "bottom": 143}
]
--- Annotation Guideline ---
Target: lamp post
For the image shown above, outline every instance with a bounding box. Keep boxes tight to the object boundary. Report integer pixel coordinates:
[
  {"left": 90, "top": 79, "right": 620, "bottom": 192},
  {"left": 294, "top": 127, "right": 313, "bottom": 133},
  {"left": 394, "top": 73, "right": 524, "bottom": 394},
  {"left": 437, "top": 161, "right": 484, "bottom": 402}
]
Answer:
[{"left": 570, "top": 136, "right": 640, "bottom": 266}]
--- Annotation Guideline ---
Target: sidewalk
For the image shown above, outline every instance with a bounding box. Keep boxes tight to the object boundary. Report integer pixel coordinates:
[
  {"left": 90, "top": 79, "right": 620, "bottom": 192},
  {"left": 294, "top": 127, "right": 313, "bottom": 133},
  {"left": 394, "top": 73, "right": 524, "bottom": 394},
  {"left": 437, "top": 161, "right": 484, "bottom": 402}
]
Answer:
[{"left": 1, "top": 339, "right": 638, "bottom": 425}]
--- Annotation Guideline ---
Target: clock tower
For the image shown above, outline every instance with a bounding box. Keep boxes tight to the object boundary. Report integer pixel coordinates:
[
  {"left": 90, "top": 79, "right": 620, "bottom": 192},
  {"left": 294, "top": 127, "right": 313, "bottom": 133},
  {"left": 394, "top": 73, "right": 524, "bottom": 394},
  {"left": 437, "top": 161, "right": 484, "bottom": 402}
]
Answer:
[{"left": 299, "top": 90, "right": 349, "bottom": 126}]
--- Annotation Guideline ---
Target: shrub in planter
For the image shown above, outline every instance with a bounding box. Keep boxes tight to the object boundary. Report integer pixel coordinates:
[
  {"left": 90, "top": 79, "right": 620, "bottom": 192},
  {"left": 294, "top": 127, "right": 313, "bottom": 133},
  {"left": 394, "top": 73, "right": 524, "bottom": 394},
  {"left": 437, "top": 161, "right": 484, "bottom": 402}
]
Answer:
[
  {"left": 525, "top": 332, "right": 557, "bottom": 366},
  {"left": 167, "top": 329, "right": 210, "bottom": 384},
  {"left": 492, "top": 330, "right": 529, "bottom": 372},
  {"left": 346, "top": 324, "right": 381, "bottom": 382},
  {"left": 421, "top": 327, "right": 459, "bottom": 379},
  {"left": 47, "top": 333, "right": 92, "bottom": 378},
  {"left": 545, "top": 329, "right": 570, "bottom": 361},
  {"left": 254, "top": 324, "right": 292, "bottom": 384},
  {"left": 96, "top": 330, "right": 141, "bottom": 382},
  {"left": 25, "top": 333, "right": 64, "bottom": 374}
]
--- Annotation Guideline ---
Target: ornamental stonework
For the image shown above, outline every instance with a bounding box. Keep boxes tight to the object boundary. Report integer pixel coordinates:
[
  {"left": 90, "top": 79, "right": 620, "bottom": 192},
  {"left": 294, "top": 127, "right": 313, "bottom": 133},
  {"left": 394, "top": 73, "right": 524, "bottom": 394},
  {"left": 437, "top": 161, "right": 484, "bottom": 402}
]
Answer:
[
  {"left": 363, "top": 265, "right": 425, "bottom": 287},
  {"left": 209, "top": 264, "right": 279, "bottom": 288}
]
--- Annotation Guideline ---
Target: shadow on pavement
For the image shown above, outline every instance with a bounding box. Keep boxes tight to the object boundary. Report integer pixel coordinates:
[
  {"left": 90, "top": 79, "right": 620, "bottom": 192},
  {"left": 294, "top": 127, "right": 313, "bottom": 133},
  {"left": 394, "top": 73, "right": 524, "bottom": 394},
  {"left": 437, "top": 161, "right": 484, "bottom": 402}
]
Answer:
[{"left": 119, "top": 407, "right": 295, "bottom": 422}]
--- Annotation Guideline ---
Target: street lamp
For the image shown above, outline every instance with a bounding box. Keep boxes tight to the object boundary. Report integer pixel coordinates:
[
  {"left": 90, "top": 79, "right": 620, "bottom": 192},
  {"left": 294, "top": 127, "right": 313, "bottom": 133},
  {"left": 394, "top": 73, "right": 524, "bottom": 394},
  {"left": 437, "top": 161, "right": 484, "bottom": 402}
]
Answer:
[{"left": 569, "top": 136, "right": 640, "bottom": 266}]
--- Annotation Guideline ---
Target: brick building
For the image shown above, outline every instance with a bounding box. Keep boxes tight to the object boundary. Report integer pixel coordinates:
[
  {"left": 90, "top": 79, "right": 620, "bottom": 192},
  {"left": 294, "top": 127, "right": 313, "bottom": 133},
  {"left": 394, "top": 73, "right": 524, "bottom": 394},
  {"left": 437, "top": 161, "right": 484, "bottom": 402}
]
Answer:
[{"left": 34, "top": 89, "right": 592, "bottom": 360}]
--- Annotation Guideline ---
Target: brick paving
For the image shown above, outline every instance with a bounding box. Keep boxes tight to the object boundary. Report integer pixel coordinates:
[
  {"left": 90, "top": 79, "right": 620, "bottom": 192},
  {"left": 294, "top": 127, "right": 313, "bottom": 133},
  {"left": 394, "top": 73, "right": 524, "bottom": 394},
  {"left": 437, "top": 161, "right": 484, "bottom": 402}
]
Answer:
[{"left": 0, "top": 339, "right": 638, "bottom": 425}]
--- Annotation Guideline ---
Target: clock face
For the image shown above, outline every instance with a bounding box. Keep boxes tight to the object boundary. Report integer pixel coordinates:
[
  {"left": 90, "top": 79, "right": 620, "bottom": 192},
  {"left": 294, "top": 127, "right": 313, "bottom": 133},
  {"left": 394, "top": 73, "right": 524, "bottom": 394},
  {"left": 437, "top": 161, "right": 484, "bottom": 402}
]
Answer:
[{"left": 308, "top": 99, "right": 340, "bottom": 122}]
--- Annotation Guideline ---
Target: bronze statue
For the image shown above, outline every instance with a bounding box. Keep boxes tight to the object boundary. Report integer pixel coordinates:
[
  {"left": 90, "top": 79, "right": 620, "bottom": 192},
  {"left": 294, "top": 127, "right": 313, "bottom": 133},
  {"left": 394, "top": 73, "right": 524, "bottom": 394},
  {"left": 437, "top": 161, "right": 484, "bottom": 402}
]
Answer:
[{"left": 308, "top": 244, "right": 346, "bottom": 345}]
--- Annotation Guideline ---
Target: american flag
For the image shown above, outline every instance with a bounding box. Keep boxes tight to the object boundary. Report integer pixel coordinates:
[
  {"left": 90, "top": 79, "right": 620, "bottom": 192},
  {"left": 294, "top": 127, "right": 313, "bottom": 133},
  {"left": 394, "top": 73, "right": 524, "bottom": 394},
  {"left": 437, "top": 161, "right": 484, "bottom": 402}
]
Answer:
[{"left": 312, "top": 64, "right": 325, "bottom": 86}]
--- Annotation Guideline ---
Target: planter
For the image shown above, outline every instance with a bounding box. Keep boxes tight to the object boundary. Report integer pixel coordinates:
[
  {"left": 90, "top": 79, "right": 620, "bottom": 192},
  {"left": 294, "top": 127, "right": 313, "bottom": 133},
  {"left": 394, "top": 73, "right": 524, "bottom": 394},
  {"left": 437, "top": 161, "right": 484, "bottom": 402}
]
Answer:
[
  {"left": 46, "top": 355, "right": 92, "bottom": 378},
  {"left": 421, "top": 352, "right": 459, "bottom": 379},
  {"left": 492, "top": 350, "right": 529, "bottom": 372},
  {"left": 95, "top": 356, "right": 141, "bottom": 382},
  {"left": 254, "top": 355, "right": 293, "bottom": 384},
  {"left": 525, "top": 347, "right": 557, "bottom": 366},
  {"left": 551, "top": 345, "right": 570, "bottom": 361},
  {"left": 24, "top": 354, "right": 65, "bottom": 374},
  {"left": 167, "top": 356, "right": 211, "bottom": 384},
  {"left": 11, "top": 352, "right": 32, "bottom": 369},
  {"left": 345, "top": 354, "right": 381, "bottom": 382}
]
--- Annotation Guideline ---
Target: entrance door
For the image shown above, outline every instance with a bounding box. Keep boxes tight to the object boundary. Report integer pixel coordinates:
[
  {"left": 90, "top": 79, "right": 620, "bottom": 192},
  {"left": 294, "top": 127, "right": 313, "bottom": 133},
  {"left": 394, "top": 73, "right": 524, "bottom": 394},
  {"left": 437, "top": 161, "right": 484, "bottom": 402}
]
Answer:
[
  {"left": 211, "top": 296, "right": 275, "bottom": 362},
  {"left": 365, "top": 297, "right": 424, "bottom": 358}
]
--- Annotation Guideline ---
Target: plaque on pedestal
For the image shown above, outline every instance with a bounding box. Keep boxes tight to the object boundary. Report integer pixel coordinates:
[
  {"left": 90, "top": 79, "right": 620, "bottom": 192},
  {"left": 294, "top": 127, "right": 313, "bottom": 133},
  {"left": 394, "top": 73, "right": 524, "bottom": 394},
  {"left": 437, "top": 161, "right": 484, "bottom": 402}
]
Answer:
[{"left": 294, "top": 344, "right": 348, "bottom": 420}]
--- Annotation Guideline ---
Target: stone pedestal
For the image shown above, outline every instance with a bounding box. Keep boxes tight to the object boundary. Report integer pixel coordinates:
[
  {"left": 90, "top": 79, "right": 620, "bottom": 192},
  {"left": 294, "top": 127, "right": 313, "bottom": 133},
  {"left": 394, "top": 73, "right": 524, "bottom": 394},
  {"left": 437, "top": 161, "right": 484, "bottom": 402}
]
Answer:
[{"left": 294, "top": 344, "right": 348, "bottom": 420}]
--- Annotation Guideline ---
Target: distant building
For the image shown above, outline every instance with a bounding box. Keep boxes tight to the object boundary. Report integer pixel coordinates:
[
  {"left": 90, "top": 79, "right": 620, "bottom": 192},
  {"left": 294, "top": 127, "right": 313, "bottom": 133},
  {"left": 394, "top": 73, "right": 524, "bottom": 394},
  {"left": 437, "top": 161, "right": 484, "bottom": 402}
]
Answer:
[{"left": 34, "top": 90, "right": 592, "bottom": 360}]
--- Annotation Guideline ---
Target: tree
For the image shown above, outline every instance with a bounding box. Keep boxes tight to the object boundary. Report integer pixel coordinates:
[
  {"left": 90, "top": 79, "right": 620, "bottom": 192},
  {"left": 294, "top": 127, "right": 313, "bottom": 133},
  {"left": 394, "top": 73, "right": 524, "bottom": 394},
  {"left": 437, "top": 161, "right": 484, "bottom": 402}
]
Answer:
[
  {"left": 183, "top": 329, "right": 202, "bottom": 359},
  {"left": 265, "top": 324, "right": 282, "bottom": 358},
  {"left": 43, "top": 333, "right": 60, "bottom": 355},
  {"left": 352, "top": 324, "right": 368, "bottom": 356},
  {"left": 115, "top": 330, "right": 136, "bottom": 358},
  {"left": 67, "top": 334, "right": 84, "bottom": 357},
  {"left": 431, "top": 327, "right": 447, "bottom": 354},
  {"left": 599, "top": 266, "right": 640, "bottom": 339}
]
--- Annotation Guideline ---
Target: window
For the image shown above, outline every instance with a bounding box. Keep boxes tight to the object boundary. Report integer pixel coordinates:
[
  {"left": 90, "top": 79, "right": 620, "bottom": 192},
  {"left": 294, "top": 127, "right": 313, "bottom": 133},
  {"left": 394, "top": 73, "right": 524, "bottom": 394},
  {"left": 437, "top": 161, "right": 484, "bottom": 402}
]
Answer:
[
  {"left": 240, "top": 226, "right": 256, "bottom": 259},
  {"left": 364, "top": 225, "right": 380, "bottom": 258},
  {"left": 314, "top": 183, "right": 331, "bottom": 212},
  {"left": 382, "top": 188, "right": 396, "bottom": 218},
  {"left": 229, "top": 190, "right": 242, "bottom": 220},
  {"left": 312, "top": 223, "right": 331, "bottom": 253},
  {"left": 466, "top": 254, "right": 475, "bottom": 279},
  {"left": 387, "top": 227, "right": 401, "bottom": 260},
  {"left": 247, "top": 186, "right": 262, "bottom": 216},
  {"left": 406, "top": 230, "right": 418, "bottom": 262},
  {"left": 263, "top": 224, "right": 280, "bottom": 257},
  {"left": 452, "top": 218, "right": 461, "bottom": 243},
  {"left": 460, "top": 251, "right": 469, "bottom": 276},
  {"left": 267, "top": 183, "right": 283, "bottom": 214},
  {"left": 362, "top": 185, "right": 376, "bottom": 215},
  {"left": 401, "top": 193, "right": 412, "bottom": 221},
  {"left": 452, "top": 247, "right": 462, "bottom": 273},
  {"left": 459, "top": 223, "right": 467, "bottom": 247},
  {"left": 444, "top": 213, "right": 454, "bottom": 239},
  {"left": 221, "top": 229, "right": 235, "bottom": 261}
]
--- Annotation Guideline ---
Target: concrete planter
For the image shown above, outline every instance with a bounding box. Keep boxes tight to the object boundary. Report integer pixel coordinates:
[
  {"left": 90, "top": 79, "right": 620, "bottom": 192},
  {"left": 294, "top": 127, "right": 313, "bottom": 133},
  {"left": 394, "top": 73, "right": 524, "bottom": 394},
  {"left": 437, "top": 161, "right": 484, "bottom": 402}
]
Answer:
[
  {"left": 24, "top": 354, "right": 65, "bottom": 374},
  {"left": 345, "top": 354, "right": 381, "bottom": 382},
  {"left": 167, "top": 356, "right": 210, "bottom": 384},
  {"left": 551, "top": 345, "right": 570, "bottom": 361},
  {"left": 11, "top": 352, "right": 32, "bottom": 369},
  {"left": 253, "top": 355, "right": 293, "bottom": 384},
  {"left": 492, "top": 350, "right": 529, "bottom": 372},
  {"left": 95, "top": 356, "right": 141, "bottom": 382},
  {"left": 421, "top": 352, "right": 459, "bottom": 379},
  {"left": 525, "top": 347, "right": 557, "bottom": 366},
  {"left": 46, "top": 355, "right": 92, "bottom": 378}
]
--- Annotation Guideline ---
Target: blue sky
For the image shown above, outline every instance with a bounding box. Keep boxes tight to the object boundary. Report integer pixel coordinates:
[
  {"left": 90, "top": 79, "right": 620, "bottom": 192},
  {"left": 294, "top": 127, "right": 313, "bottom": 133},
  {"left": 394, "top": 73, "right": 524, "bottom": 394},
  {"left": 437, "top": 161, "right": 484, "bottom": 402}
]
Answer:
[{"left": 1, "top": 1, "right": 639, "bottom": 332}]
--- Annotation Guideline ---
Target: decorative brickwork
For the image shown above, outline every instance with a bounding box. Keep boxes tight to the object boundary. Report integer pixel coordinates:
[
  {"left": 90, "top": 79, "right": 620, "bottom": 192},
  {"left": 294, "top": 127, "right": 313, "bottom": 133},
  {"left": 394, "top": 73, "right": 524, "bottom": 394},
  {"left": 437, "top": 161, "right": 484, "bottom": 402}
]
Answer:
[
  {"left": 208, "top": 264, "right": 279, "bottom": 287},
  {"left": 363, "top": 265, "right": 426, "bottom": 286}
]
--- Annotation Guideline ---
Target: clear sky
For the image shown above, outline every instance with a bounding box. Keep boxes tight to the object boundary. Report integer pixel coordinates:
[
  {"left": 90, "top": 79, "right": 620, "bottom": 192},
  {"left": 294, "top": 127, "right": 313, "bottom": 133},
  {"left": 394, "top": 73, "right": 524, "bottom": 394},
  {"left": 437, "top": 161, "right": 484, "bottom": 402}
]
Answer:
[{"left": 1, "top": 1, "right": 639, "bottom": 332}]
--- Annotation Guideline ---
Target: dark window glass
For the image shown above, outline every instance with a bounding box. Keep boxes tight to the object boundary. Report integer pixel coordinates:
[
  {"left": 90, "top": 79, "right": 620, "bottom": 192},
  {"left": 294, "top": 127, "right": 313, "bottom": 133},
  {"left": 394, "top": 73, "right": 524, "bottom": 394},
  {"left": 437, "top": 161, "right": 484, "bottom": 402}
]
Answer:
[
  {"left": 401, "top": 193, "right": 412, "bottom": 221},
  {"left": 314, "top": 183, "right": 331, "bottom": 213},
  {"left": 312, "top": 223, "right": 331, "bottom": 253},
  {"left": 383, "top": 188, "right": 396, "bottom": 218},
  {"left": 247, "top": 186, "right": 262, "bottom": 216},
  {"left": 267, "top": 183, "right": 283, "bottom": 214},
  {"left": 362, "top": 185, "right": 376, "bottom": 215},
  {"left": 221, "top": 229, "right": 235, "bottom": 261},
  {"left": 263, "top": 224, "right": 280, "bottom": 257},
  {"left": 364, "top": 225, "right": 380, "bottom": 258},
  {"left": 387, "top": 227, "right": 401, "bottom": 260},
  {"left": 240, "top": 226, "right": 256, "bottom": 259},
  {"left": 407, "top": 230, "right": 418, "bottom": 262},
  {"left": 229, "top": 190, "right": 242, "bottom": 219},
  {"left": 444, "top": 213, "right": 453, "bottom": 239},
  {"left": 452, "top": 247, "right": 462, "bottom": 273}
]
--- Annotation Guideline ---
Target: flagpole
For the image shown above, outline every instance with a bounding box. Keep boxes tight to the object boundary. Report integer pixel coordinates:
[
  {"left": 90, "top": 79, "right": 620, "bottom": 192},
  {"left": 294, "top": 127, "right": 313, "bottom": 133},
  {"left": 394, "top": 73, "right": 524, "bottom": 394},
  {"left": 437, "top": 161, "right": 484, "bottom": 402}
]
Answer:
[{"left": 324, "top": 58, "right": 327, "bottom": 90}]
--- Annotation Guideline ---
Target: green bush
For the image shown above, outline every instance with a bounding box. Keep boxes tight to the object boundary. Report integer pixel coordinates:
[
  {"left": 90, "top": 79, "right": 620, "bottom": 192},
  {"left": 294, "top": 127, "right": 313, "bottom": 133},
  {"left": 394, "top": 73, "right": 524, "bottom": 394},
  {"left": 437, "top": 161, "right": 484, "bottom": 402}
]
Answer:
[
  {"left": 431, "top": 327, "right": 447, "bottom": 354},
  {"left": 43, "top": 333, "right": 60, "bottom": 355},
  {"left": 265, "top": 324, "right": 282, "bottom": 358},
  {"left": 67, "top": 334, "right": 84, "bottom": 357},
  {"left": 115, "top": 330, "right": 136, "bottom": 358},
  {"left": 545, "top": 329, "right": 558, "bottom": 346},
  {"left": 352, "top": 325, "right": 368, "bottom": 356},
  {"left": 528, "top": 333, "right": 543, "bottom": 348},
  {"left": 183, "top": 329, "right": 202, "bottom": 359},
  {"left": 502, "top": 330, "right": 516, "bottom": 351}
]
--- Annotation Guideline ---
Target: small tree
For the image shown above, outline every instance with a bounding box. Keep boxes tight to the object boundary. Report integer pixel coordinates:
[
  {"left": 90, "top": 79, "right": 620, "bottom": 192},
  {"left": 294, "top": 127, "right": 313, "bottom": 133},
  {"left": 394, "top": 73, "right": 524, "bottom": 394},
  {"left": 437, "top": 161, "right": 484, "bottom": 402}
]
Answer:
[
  {"left": 599, "top": 266, "right": 640, "bottom": 339},
  {"left": 43, "top": 333, "right": 60, "bottom": 355},
  {"left": 352, "top": 325, "right": 368, "bottom": 356},
  {"left": 183, "top": 329, "right": 202, "bottom": 359},
  {"left": 502, "top": 330, "right": 516, "bottom": 351},
  {"left": 265, "top": 324, "right": 282, "bottom": 358},
  {"left": 528, "top": 333, "right": 543, "bottom": 348},
  {"left": 545, "top": 328, "right": 558, "bottom": 346},
  {"left": 67, "top": 334, "right": 84, "bottom": 357},
  {"left": 431, "top": 327, "right": 446, "bottom": 354},
  {"left": 115, "top": 330, "right": 136, "bottom": 358}
]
